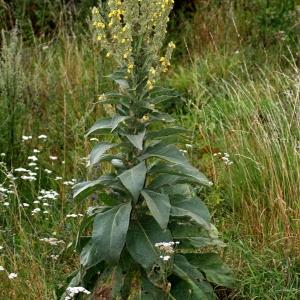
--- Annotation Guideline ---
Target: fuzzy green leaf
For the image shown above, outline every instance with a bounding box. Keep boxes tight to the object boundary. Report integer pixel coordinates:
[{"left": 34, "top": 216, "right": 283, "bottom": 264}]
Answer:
[
  {"left": 81, "top": 203, "right": 132, "bottom": 268},
  {"left": 126, "top": 217, "right": 172, "bottom": 270},
  {"left": 185, "top": 253, "right": 235, "bottom": 288},
  {"left": 125, "top": 130, "right": 146, "bottom": 150},
  {"left": 73, "top": 175, "right": 115, "bottom": 201},
  {"left": 86, "top": 115, "right": 129, "bottom": 136},
  {"left": 89, "top": 142, "right": 117, "bottom": 166},
  {"left": 170, "top": 196, "right": 211, "bottom": 229},
  {"left": 140, "top": 143, "right": 189, "bottom": 165},
  {"left": 118, "top": 161, "right": 147, "bottom": 202},
  {"left": 172, "top": 255, "right": 216, "bottom": 300},
  {"left": 141, "top": 189, "right": 171, "bottom": 230},
  {"left": 149, "top": 162, "right": 211, "bottom": 186}
]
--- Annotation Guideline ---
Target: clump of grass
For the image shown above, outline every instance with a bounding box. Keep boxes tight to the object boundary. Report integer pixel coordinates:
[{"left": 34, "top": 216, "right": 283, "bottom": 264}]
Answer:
[{"left": 169, "top": 52, "right": 300, "bottom": 298}]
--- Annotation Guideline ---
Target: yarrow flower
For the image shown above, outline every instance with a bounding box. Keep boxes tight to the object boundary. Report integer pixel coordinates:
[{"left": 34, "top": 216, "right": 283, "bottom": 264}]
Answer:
[
  {"left": 8, "top": 273, "right": 18, "bottom": 280},
  {"left": 65, "top": 287, "right": 91, "bottom": 300}
]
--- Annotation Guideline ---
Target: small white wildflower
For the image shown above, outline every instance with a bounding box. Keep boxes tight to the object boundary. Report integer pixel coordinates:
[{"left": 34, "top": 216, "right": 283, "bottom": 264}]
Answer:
[
  {"left": 22, "top": 203, "right": 30, "bottom": 207},
  {"left": 65, "top": 286, "right": 91, "bottom": 299},
  {"left": 28, "top": 162, "right": 37, "bottom": 167},
  {"left": 185, "top": 144, "right": 192, "bottom": 148},
  {"left": 208, "top": 181, "right": 214, "bottom": 186},
  {"left": 66, "top": 214, "right": 78, "bottom": 218},
  {"left": 33, "top": 149, "right": 40, "bottom": 153},
  {"left": 0, "top": 187, "right": 8, "bottom": 193},
  {"left": 38, "top": 135, "right": 47, "bottom": 140},
  {"left": 44, "top": 169, "right": 52, "bottom": 174},
  {"left": 22, "top": 135, "right": 32, "bottom": 141},
  {"left": 28, "top": 156, "right": 38, "bottom": 161},
  {"left": 39, "top": 237, "right": 65, "bottom": 246},
  {"left": 21, "top": 175, "right": 36, "bottom": 181},
  {"left": 32, "top": 208, "right": 41, "bottom": 214},
  {"left": 33, "top": 201, "right": 40, "bottom": 204},
  {"left": 160, "top": 255, "right": 171, "bottom": 261},
  {"left": 0, "top": 153, "right": 5, "bottom": 157},
  {"left": 49, "top": 156, "right": 58, "bottom": 161},
  {"left": 3, "top": 202, "right": 9, "bottom": 206},
  {"left": 8, "top": 273, "right": 17, "bottom": 280},
  {"left": 0, "top": 246, "right": 3, "bottom": 250},
  {"left": 63, "top": 181, "right": 74, "bottom": 186},
  {"left": 14, "top": 168, "right": 30, "bottom": 172},
  {"left": 43, "top": 210, "right": 49, "bottom": 214},
  {"left": 0, "top": 266, "right": 4, "bottom": 271},
  {"left": 50, "top": 254, "right": 59, "bottom": 260},
  {"left": 55, "top": 176, "right": 62, "bottom": 180}
]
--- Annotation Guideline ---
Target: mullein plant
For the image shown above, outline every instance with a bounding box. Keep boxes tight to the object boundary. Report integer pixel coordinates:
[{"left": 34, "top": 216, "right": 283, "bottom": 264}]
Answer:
[{"left": 62, "top": 0, "right": 234, "bottom": 299}]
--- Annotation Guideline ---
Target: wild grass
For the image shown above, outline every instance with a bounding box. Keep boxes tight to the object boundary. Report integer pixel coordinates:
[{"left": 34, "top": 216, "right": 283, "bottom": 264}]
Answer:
[{"left": 171, "top": 52, "right": 300, "bottom": 299}]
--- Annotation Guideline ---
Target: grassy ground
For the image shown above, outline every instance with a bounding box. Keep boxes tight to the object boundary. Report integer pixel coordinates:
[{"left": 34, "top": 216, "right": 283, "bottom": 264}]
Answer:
[{"left": 1, "top": 3, "right": 300, "bottom": 299}]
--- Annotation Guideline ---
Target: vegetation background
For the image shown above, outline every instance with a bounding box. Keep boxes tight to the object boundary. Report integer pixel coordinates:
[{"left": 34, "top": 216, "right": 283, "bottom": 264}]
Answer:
[{"left": 1, "top": 0, "right": 300, "bottom": 299}]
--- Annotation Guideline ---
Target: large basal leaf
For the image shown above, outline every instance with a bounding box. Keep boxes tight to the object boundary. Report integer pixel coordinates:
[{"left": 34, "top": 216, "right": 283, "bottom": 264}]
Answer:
[
  {"left": 149, "top": 162, "right": 211, "bottom": 186},
  {"left": 125, "top": 130, "right": 145, "bottom": 151},
  {"left": 172, "top": 254, "right": 216, "bottom": 300},
  {"left": 73, "top": 175, "right": 115, "bottom": 201},
  {"left": 126, "top": 217, "right": 172, "bottom": 270},
  {"left": 86, "top": 114, "right": 129, "bottom": 136},
  {"left": 140, "top": 273, "right": 166, "bottom": 300},
  {"left": 141, "top": 189, "right": 170, "bottom": 230},
  {"left": 170, "top": 196, "right": 211, "bottom": 229},
  {"left": 118, "top": 161, "right": 147, "bottom": 202},
  {"left": 185, "top": 253, "right": 235, "bottom": 288},
  {"left": 81, "top": 203, "right": 132, "bottom": 268},
  {"left": 89, "top": 142, "right": 117, "bottom": 166},
  {"left": 140, "top": 143, "right": 189, "bottom": 166}
]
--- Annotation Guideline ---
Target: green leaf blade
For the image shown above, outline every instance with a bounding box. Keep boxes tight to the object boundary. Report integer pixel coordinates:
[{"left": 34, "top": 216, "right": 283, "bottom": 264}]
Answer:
[
  {"left": 141, "top": 189, "right": 170, "bottom": 230},
  {"left": 118, "top": 162, "right": 147, "bottom": 202}
]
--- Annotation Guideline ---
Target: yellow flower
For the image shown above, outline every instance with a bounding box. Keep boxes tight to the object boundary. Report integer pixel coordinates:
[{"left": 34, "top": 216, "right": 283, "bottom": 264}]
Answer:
[
  {"left": 92, "top": 7, "right": 99, "bottom": 15},
  {"left": 127, "top": 63, "right": 134, "bottom": 74},
  {"left": 98, "top": 94, "right": 106, "bottom": 101},
  {"left": 168, "top": 41, "right": 176, "bottom": 49},
  {"left": 142, "top": 115, "right": 150, "bottom": 122},
  {"left": 149, "top": 67, "right": 156, "bottom": 75},
  {"left": 146, "top": 80, "right": 154, "bottom": 90}
]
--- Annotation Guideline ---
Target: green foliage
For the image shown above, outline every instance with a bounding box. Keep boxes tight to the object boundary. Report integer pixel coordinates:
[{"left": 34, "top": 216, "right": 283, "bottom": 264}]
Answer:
[
  {"left": 62, "top": 1, "right": 234, "bottom": 299},
  {"left": 0, "top": 0, "right": 98, "bottom": 39},
  {"left": 0, "top": 30, "right": 25, "bottom": 165}
]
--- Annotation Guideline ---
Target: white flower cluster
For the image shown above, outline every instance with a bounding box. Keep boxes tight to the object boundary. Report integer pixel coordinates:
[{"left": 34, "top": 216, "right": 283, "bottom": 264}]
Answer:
[
  {"left": 63, "top": 179, "right": 76, "bottom": 186},
  {"left": 38, "top": 189, "right": 59, "bottom": 201},
  {"left": 155, "top": 241, "right": 179, "bottom": 262},
  {"left": 22, "top": 135, "right": 32, "bottom": 141},
  {"left": 15, "top": 167, "right": 37, "bottom": 181},
  {"left": 65, "top": 287, "right": 91, "bottom": 300},
  {"left": 39, "top": 237, "right": 65, "bottom": 246},
  {"left": 66, "top": 213, "right": 84, "bottom": 219},
  {"left": 214, "top": 152, "right": 234, "bottom": 166},
  {"left": 0, "top": 266, "right": 17, "bottom": 280}
]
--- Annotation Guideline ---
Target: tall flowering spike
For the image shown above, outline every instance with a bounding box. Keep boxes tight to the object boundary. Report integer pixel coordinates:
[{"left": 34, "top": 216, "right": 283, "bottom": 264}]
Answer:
[{"left": 91, "top": 0, "right": 175, "bottom": 86}]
